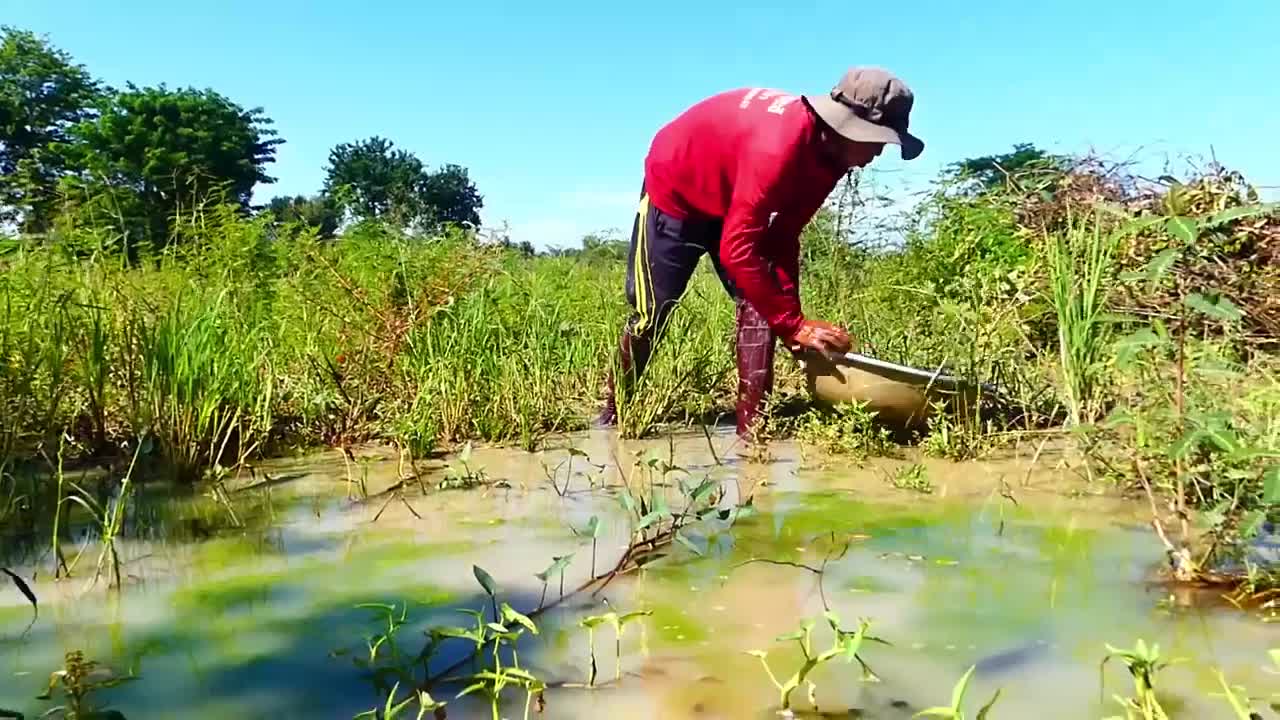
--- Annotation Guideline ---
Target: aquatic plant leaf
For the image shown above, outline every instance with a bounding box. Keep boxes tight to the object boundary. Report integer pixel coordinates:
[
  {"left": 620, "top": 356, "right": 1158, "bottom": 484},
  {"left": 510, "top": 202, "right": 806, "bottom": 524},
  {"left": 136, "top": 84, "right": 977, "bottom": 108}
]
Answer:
[
  {"left": 579, "top": 614, "right": 609, "bottom": 629},
  {"left": 472, "top": 565, "right": 497, "bottom": 596},
  {"left": 913, "top": 708, "right": 957, "bottom": 718},
  {"left": 486, "top": 622, "right": 510, "bottom": 635},
  {"left": 1211, "top": 669, "right": 1255, "bottom": 720},
  {"left": 653, "top": 491, "right": 669, "bottom": 518},
  {"left": 619, "top": 491, "right": 637, "bottom": 515},
  {"left": 950, "top": 665, "right": 976, "bottom": 710},
  {"left": 617, "top": 610, "right": 652, "bottom": 626},
  {"left": 501, "top": 603, "right": 538, "bottom": 634},
  {"left": 455, "top": 681, "right": 488, "bottom": 699},
  {"left": 2, "top": 568, "right": 37, "bottom": 621},
  {"left": 746, "top": 650, "right": 769, "bottom": 659},
  {"left": 690, "top": 478, "right": 718, "bottom": 504},
  {"left": 976, "top": 688, "right": 1003, "bottom": 720},
  {"left": 502, "top": 666, "right": 536, "bottom": 682},
  {"left": 585, "top": 515, "right": 601, "bottom": 538},
  {"left": 567, "top": 447, "right": 588, "bottom": 458},
  {"left": 535, "top": 553, "right": 574, "bottom": 583},
  {"left": 673, "top": 532, "right": 703, "bottom": 556},
  {"left": 636, "top": 511, "right": 662, "bottom": 530}
]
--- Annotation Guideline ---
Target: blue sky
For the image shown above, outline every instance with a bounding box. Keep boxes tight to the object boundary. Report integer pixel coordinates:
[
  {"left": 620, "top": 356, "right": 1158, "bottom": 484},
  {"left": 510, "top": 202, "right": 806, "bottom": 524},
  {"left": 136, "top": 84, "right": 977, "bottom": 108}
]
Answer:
[{"left": 5, "top": 0, "right": 1277, "bottom": 249}]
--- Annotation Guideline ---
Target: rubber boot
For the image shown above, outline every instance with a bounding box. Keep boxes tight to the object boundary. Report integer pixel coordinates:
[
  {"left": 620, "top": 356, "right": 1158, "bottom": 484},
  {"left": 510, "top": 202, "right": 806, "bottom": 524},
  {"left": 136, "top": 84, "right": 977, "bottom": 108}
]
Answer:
[
  {"left": 595, "top": 322, "right": 654, "bottom": 429},
  {"left": 735, "top": 300, "right": 776, "bottom": 441}
]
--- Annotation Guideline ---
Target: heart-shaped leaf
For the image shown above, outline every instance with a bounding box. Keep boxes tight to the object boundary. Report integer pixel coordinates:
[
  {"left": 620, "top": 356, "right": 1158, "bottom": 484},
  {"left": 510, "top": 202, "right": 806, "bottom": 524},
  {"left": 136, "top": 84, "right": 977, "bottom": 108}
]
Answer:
[
  {"left": 473, "top": 565, "right": 497, "bottom": 596},
  {"left": 501, "top": 603, "right": 538, "bottom": 634}
]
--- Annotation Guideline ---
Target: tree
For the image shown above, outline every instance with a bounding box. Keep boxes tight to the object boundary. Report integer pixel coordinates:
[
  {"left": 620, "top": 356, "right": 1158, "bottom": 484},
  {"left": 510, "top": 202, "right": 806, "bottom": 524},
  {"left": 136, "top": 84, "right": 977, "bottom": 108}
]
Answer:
[
  {"left": 943, "top": 143, "right": 1070, "bottom": 194},
  {"left": 420, "top": 163, "right": 482, "bottom": 228},
  {"left": 0, "top": 26, "right": 104, "bottom": 231},
  {"left": 264, "top": 194, "right": 341, "bottom": 239},
  {"left": 57, "top": 83, "right": 283, "bottom": 249},
  {"left": 323, "top": 136, "right": 425, "bottom": 228},
  {"left": 322, "top": 136, "right": 483, "bottom": 233}
]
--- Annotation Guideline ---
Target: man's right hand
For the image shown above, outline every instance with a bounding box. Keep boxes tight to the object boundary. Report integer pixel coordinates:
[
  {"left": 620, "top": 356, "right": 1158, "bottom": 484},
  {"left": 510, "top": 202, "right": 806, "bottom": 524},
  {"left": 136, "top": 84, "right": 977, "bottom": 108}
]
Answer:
[{"left": 785, "top": 319, "right": 853, "bottom": 357}]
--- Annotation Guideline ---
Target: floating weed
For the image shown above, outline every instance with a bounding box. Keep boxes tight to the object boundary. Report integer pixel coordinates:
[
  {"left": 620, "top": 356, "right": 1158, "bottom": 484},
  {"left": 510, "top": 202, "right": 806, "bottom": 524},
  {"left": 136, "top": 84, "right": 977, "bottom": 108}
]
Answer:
[
  {"left": 57, "top": 442, "right": 143, "bottom": 591},
  {"left": 438, "top": 442, "right": 490, "bottom": 490},
  {"left": 1100, "top": 639, "right": 1181, "bottom": 720},
  {"left": 1209, "top": 668, "right": 1261, "bottom": 720},
  {"left": 1208, "top": 648, "right": 1280, "bottom": 719},
  {"left": 791, "top": 401, "right": 896, "bottom": 460},
  {"left": 578, "top": 607, "right": 653, "bottom": 686},
  {"left": 921, "top": 401, "right": 991, "bottom": 461},
  {"left": 914, "top": 664, "right": 1002, "bottom": 719},
  {"left": 354, "top": 682, "right": 447, "bottom": 720},
  {"left": 747, "top": 612, "right": 881, "bottom": 715},
  {"left": 889, "top": 463, "right": 934, "bottom": 494},
  {"left": 534, "top": 553, "right": 574, "bottom": 610},
  {"left": 35, "top": 649, "right": 136, "bottom": 720},
  {"left": 451, "top": 602, "right": 542, "bottom": 720}
]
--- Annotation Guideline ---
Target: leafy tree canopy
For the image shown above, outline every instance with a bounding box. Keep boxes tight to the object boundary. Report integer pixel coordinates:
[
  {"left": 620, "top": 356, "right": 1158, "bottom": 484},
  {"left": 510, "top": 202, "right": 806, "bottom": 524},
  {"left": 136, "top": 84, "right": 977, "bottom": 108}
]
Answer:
[
  {"left": 265, "top": 194, "right": 341, "bottom": 239},
  {"left": 943, "top": 142, "right": 1070, "bottom": 193},
  {"left": 323, "top": 136, "right": 482, "bottom": 233},
  {"left": 56, "top": 83, "right": 283, "bottom": 249},
  {"left": 0, "top": 25, "right": 104, "bottom": 230}
]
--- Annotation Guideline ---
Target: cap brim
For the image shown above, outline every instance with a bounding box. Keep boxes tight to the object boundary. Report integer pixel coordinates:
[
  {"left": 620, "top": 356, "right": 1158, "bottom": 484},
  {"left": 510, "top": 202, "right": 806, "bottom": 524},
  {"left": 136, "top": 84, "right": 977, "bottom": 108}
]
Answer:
[{"left": 804, "top": 94, "right": 924, "bottom": 161}]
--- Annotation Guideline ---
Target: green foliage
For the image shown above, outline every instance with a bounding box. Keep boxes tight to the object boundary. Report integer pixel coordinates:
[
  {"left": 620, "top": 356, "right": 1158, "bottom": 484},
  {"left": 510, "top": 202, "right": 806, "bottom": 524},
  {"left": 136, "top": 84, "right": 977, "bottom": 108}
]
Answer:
[
  {"left": 943, "top": 142, "right": 1070, "bottom": 194},
  {"left": 747, "top": 611, "right": 880, "bottom": 713},
  {"left": 0, "top": 26, "right": 104, "bottom": 232},
  {"left": 35, "top": 649, "right": 135, "bottom": 719},
  {"left": 264, "top": 194, "right": 341, "bottom": 239},
  {"left": 1046, "top": 209, "right": 1120, "bottom": 427},
  {"left": 1097, "top": 202, "right": 1280, "bottom": 569},
  {"left": 1100, "top": 639, "right": 1180, "bottom": 720},
  {"left": 53, "top": 83, "right": 282, "bottom": 254},
  {"left": 323, "top": 136, "right": 482, "bottom": 232},
  {"left": 789, "top": 401, "right": 896, "bottom": 459},
  {"left": 915, "top": 665, "right": 1002, "bottom": 719},
  {"left": 889, "top": 463, "right": 933, "bottom": 494}
]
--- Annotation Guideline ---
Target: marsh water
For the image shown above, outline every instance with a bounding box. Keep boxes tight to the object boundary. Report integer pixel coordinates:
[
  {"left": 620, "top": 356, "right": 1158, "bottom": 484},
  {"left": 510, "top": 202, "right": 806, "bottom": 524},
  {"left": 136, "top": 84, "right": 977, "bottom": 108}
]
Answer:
[{"left": 1, "top": 430, "right": 1277, "bottom": 719}]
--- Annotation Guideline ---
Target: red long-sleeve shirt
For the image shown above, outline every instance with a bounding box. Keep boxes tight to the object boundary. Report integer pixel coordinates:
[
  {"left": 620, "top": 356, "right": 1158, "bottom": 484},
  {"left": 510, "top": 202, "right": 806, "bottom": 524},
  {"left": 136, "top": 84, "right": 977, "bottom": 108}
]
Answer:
[{"left": 643, "top": 87, "right": 845, "bottom": 340}]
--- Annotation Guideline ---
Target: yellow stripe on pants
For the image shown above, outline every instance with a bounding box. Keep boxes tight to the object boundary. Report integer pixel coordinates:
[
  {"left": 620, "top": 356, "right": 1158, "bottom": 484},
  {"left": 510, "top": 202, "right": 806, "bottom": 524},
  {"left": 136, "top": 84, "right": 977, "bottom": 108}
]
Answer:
[{"left": 633, "top": 194, "right": 654, "bottom": 335}]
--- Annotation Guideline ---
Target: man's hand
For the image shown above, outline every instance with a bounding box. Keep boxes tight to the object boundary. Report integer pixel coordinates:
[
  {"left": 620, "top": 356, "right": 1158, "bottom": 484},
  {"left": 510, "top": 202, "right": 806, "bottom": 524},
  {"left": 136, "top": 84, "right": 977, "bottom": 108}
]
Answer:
[{"left": 785, "top": 319, "right": 854, "bottom": 357}]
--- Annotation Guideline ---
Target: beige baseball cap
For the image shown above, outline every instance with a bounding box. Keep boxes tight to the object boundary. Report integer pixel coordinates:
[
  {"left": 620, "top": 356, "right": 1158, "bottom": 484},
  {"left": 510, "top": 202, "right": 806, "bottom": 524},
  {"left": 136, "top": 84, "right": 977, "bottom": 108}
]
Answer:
[{"left": 804, "top": 67, "right": 924, "bottom": 160}]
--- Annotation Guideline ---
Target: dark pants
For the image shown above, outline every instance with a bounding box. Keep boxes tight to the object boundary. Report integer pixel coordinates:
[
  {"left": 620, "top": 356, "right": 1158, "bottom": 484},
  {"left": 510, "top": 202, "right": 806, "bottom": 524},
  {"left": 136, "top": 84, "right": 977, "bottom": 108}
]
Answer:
[{"left": 599, "top": 190, "right": 777, "bottom": 439}]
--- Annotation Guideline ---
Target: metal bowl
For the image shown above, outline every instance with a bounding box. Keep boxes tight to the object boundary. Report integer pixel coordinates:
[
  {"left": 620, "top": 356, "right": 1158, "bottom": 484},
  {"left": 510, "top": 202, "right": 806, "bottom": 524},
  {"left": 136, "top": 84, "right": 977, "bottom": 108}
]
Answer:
[{"left": 799, "top": 351, "right": 981, "bottom": 431}]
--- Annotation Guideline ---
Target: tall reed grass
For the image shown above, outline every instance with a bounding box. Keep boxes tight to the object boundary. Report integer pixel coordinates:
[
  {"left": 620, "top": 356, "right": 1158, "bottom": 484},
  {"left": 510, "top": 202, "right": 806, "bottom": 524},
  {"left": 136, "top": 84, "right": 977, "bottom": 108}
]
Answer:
[{"left": 1046, "top": 209, "right": 1119, "bottom": 427}]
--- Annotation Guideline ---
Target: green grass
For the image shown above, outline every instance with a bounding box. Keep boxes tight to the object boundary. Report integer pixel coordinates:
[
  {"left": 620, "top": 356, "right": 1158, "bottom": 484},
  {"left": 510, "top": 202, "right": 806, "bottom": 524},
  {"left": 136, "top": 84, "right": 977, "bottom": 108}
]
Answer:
[{"left": 0, "top": 163, "right": 1276, "bottom": 581}]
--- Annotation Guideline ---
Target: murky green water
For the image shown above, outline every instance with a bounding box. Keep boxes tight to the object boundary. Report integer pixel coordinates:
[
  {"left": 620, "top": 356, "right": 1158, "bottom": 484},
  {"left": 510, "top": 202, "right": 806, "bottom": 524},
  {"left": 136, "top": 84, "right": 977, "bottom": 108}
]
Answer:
[{"left": 1, "top": 431, "right": 1276, "bottom": 719}]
